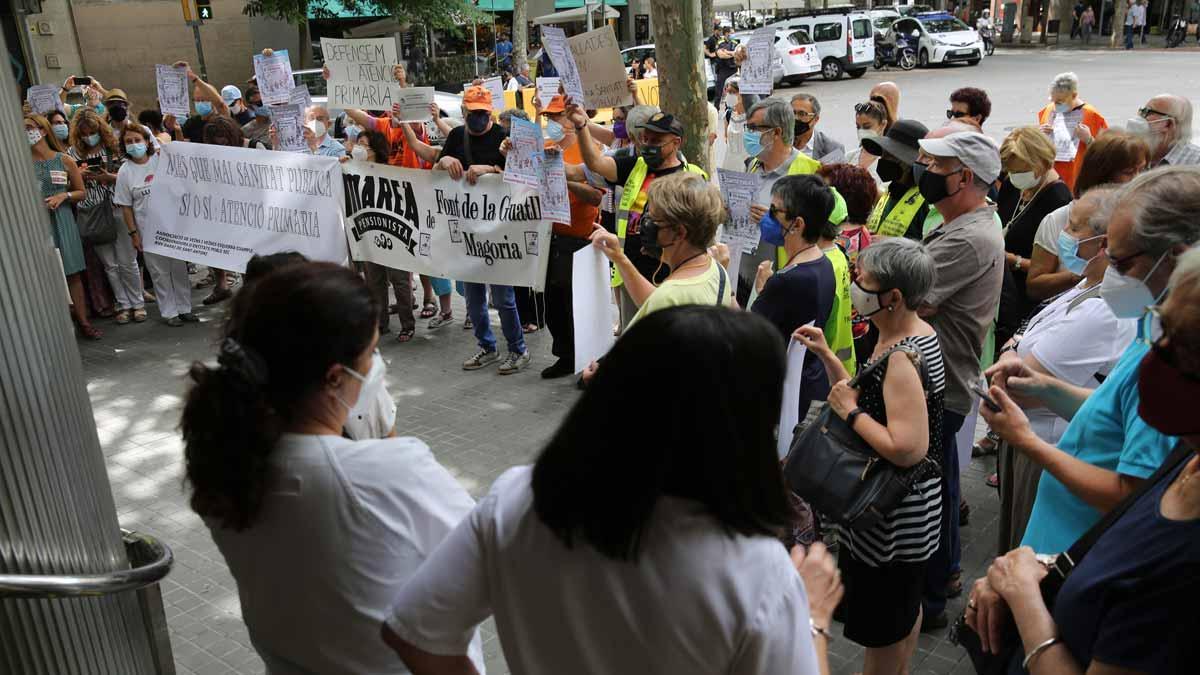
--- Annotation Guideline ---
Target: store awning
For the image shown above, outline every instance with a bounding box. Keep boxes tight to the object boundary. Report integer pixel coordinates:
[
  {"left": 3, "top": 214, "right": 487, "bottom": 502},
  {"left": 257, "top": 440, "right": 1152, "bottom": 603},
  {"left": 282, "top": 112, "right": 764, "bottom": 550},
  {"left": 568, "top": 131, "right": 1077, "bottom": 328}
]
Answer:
[
  {"left": 554, "top": 0, "right": 628, "bottom": 8},
  {"left": 310, "top": 0, "right": 626, "bottom": 20},
  {"left": 534, "top": 5, "right": 621, "bottom": 25},
  {"left": 479, "top": 0, "right": 626, "bottom": 10}
]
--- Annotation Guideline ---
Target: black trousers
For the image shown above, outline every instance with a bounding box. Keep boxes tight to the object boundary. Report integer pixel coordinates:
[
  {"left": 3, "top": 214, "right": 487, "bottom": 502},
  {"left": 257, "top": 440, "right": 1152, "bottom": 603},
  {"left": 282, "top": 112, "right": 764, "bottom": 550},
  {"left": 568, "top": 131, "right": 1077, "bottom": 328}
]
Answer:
[{"left": 544, "top": 234, "right": 590, "bottom": 363}]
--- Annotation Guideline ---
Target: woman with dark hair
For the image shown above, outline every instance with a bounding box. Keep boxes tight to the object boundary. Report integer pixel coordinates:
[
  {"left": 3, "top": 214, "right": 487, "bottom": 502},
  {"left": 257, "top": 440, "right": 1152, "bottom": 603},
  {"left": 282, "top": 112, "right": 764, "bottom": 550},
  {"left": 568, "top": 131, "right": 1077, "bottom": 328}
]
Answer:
[
  {"left": 114, "top": 124, "right": 195, "bottom": 327},
  {"left": 137, "top": 109, "right": 174, "bottom": 145},
  {"left": 28, "top": 112, "right": 96, "bottom": 338},
  {"left": 203, "top": 114, "right": 268, "bottom": 149},
  {"left": 69, "top": 108, "right": 146, "bottom": 325},
  {"left": 1025, "top": 130, "right": 1149, "bottom": 301},
  {"left": 751, "top": 174, "right": 837, "bottom": 416},
  {"left": 820, "top": 163, "right": 880, "bottom": 369},
  {"left": 383, "top": 305, "right": 842, "bottom": 674},
  {"left": 183, "top": 261, "right": 482, "bottom": 674},
  {"left": 846, "top": 99, "right": 889, "bottom": 174},
  {"left": 947, "top": 87, "right": 992, "bottom": 129},
  {"left": 794, "top": 236, "right": 945, "bottom": 675}
]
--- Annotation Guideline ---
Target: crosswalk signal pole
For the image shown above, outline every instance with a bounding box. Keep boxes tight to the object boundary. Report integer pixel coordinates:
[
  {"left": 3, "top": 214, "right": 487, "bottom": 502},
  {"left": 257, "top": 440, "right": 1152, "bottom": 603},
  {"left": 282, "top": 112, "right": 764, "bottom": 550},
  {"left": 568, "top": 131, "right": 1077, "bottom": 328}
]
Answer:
[{"left": 181, "top": 0, "right": 209, "bottom": 81}]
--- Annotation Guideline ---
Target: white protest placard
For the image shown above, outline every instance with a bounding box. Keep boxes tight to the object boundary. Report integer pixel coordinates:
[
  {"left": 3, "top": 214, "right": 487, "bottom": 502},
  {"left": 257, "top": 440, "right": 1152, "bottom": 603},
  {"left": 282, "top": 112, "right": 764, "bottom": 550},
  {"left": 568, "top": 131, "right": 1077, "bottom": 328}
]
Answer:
[
  {"left": 536, "top": 77, "right": 560, "bottom": 108},
  {"left": 1051, "top": 112, "right": 1078, "bottom": 163},
  {"left": 288, "top": 84, "right": 312, "bottom": 110},
  {"left": 254, "top": 50, "right": 294, "bottom": 105},
  {"left": 718, "top": 168, "right": 762, "bottom": 248},
  {"left": 567, "top": 25, "right": 633, "bottom": 109},
  {"left": 482, "top": 76, "right": 505, "bottom": 112},
  {"left": 321, "top": 37, "right": 399, "bottom": 110},
  {"left": 572, "top": 245, "right": 615, "bottom": 373},
  {"left": 740, "top": 26, "right": 775, "bottom": 95},
  {"left": 725, "top": 244, "right": 743, "bottom": 299},
  {"left": 155, "top": 65, "right": 190, "bottom": 118},
  {"left": 342, "top": 162, "right": 552, "bottom": 289},
  {"left": 395, "top": 86, "right": 434, "bottom": 122},
  {"left": 542, "top": 26, "right": 584, "bottom": 103},
  {"left": 538, "top": 150, "right": 571, "bottom": 224},
  {"left": 144, "top": 142, "right": 346, "bottom": 272},
  {"left": 778, "top": 330, "right": 812, "bottom": 459},
  {"left": 504, "top": 117, "right": 543, "bottom": 188},
  {"left": 26, "top": 85, "right": 62, "bottom": 115},
  {"left": 271, "top": 104, "right": 305, "bottom": 152}
]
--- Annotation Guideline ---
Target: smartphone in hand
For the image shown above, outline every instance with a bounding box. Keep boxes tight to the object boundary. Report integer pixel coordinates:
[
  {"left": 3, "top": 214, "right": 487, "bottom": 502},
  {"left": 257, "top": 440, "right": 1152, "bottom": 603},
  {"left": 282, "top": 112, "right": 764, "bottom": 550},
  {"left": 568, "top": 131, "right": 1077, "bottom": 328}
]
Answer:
[{"left": 970, "top": 374, "right": 1001, "bottom": 413}]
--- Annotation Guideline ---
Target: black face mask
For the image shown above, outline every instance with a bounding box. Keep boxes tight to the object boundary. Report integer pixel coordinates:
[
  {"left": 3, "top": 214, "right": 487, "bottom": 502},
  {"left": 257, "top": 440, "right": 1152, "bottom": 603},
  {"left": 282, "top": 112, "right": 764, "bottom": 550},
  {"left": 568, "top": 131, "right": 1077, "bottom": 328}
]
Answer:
[
  {"left": 917, "top": 165, "right": 965, "bottom": 204},
  {"left": 876, "top": 156, "right": 902, "bottom": 183},
  {"left": 466, "top": 111, "right": 490, "bottom": 135},
  {"left": 639, "top": 214, "right": 672, "bottom": 258},
  {"left": 794, "top": 119, "right": 811, "bottom": 137},
  {"left": 108, "top": 105, "right": 128, "bottom": 122},
  {"left": 641, "top": 144, "right": 666, "bottom": 169}
]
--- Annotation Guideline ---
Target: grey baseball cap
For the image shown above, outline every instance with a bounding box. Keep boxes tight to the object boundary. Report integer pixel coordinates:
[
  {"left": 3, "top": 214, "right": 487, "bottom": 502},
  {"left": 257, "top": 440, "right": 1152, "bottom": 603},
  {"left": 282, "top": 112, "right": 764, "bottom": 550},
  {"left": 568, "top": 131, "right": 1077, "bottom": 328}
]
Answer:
[{"left": 917, "top": 132, "right": 1001, "bottom": 185}]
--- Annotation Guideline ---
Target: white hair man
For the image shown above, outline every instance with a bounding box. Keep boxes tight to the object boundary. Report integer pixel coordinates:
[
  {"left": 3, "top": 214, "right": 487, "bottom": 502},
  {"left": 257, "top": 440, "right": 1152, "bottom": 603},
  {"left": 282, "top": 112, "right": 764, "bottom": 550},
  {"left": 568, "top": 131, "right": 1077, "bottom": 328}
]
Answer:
[{"left": 1130, "top": 93, "right": 1200, "bottom": 168}]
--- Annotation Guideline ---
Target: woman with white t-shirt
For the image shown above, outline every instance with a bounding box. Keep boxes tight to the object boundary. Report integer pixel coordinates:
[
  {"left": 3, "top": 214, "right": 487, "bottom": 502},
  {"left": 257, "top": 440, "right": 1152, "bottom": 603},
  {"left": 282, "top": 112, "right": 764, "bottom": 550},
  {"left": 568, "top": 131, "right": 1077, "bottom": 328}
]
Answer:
[
  {"left": 181, "top": 262, "right": 484, "bottom": 674},
  {"left": 113, "top": 125, "right": 196, "bottom": 326},
  {"left": 383, "top": 305, "right": 843, "bottom": 675},
  {"left": 993, "top": 187, "right": 1137, "bottom": 551}
]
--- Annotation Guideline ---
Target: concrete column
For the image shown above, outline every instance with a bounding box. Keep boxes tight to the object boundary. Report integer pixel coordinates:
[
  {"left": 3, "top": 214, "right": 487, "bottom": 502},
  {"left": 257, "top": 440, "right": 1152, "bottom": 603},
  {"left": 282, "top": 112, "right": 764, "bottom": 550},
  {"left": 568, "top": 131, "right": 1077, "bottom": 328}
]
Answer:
[{"left": 0, "top": 26, "right": 159, "bottom": 675}]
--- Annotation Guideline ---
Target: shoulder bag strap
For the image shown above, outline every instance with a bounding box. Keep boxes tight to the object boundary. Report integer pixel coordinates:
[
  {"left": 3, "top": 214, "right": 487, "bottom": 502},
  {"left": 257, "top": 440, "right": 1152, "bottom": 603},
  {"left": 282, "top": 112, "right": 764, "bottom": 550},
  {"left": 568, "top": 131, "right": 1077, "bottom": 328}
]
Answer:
[
  {"left": 1059, "top": 441, "right": 1193, "bottom": 572},
  {"left": 847, "top": 342, "right": 921, "bottom": 389},
  {"left": 715, "top": 261, "right": 726, "bottom": 306}
]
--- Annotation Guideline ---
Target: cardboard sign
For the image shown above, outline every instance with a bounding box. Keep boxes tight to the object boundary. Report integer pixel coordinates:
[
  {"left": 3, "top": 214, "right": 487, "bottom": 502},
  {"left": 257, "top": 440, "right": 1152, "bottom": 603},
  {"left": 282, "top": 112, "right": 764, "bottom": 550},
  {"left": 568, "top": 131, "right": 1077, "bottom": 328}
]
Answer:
[
  {"left": 566, "top": 26, "right": 633, "bottom": 109},
  {"left": 321, "top": 37, "right": 400, "bottom": 110}
]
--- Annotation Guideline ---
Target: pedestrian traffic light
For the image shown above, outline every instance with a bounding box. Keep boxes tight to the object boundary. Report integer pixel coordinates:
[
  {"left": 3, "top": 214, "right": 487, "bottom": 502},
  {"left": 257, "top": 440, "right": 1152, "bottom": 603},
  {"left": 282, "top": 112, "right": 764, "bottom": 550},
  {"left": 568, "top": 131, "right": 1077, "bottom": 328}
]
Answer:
[{"left": 197, "top": 0, "right": 213, "bottom": 20}]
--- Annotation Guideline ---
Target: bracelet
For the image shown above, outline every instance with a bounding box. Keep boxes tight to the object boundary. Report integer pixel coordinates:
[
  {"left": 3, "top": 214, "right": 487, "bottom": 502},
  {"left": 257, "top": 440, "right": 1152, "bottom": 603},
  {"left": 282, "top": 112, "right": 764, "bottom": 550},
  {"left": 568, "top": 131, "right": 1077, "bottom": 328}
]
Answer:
[
  {"left": 1022, "top": 636, "right": 1059, "bottom": 670},
  {"left": 809, "top": 617, "right": 834, "bottom": 642},
  {"left": 128, "top": 229, "right": 138, "bottom": 236},
  {"left": 845, "top": 407, "right": 864, "bottom": 429},
  {"left": 575, "top": 123, "right": 586, "bottom": 131}
]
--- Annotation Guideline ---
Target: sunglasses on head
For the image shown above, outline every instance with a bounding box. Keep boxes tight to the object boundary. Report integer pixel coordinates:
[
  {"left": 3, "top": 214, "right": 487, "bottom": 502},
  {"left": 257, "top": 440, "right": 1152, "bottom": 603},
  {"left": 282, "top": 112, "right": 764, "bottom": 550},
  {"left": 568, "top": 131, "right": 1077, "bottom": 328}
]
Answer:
[{"left": 855, "top": 101, "right": 884, "bottom": 115}]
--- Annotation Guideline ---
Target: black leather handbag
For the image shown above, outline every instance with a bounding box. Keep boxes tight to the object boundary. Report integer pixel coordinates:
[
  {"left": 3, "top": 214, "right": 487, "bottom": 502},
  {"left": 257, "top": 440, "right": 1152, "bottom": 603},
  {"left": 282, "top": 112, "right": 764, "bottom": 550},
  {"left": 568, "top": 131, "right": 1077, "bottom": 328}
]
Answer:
[{"left": 782, "top": 342, "right": 940, "bottom": 532}]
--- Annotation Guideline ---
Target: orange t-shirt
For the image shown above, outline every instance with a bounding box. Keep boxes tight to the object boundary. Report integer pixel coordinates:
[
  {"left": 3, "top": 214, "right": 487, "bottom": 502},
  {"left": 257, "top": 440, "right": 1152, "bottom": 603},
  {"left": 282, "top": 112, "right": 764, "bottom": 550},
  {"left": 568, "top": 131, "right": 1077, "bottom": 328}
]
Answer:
[
  {"left": 1037, "top": 103, "right": 1107, "bottom": 193},
  {"left": 548, "top": 140, "right": 601, "bottom": 239},
  {"left": 369, "top": 116, "right": 430, "bottom": 169}
]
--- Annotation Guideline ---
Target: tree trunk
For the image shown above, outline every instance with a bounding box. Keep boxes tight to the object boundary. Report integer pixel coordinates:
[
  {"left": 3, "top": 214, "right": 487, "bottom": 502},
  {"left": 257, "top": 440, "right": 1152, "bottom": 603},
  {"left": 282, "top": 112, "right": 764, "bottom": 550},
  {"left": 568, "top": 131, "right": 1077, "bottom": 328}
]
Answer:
[
  {"left": 1057, "top": 0, "right": 1076, "bottom": 39},
  {"left": 299, "top": 20, "right": 314, "bottom": 68},
  {"left": 701, "top": 0, "right": 715, "bottom": 33},
  {"left": 649, "top": 0, "right": 710, "bottom": 173},
  {"left": 1111, "top": 0, "right": 1128, "bottom": 47},
  {"left": 1020, "top": 0, "right": 1036, "bottom": 42},
  {"left": 513, "top": 0, "right": 528, "bottom": 72}
]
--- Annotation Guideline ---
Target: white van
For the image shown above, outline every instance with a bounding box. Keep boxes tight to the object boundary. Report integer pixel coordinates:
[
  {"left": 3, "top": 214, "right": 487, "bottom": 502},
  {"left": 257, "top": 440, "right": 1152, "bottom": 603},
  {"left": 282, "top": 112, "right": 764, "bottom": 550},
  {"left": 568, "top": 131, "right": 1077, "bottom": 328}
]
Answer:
[{"left": 768, "top": 8, "right": 875, "bottom": 81}]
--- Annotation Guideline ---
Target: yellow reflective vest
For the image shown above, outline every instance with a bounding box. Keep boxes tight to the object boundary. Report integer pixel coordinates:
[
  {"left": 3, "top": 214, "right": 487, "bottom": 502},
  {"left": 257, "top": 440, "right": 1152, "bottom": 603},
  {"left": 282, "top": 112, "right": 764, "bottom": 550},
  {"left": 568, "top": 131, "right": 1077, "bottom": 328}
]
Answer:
[
  {"left": 822, "top": 245, "right": 857, "bottom": 376},
  {"left": 867, "top": 185, "right": 927, "bottom": 238},
  {"left": 613, "top": 157, "right": 707, "bottom": 287}
]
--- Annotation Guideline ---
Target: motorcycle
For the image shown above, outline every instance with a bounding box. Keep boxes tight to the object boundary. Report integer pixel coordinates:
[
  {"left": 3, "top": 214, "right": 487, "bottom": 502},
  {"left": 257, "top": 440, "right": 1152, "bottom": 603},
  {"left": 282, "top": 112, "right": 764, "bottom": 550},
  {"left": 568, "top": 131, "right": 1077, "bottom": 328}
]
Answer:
[
  {"left": 1166, "top": 15, "right": 1188, "bottom": 48},
  {"left": 874, "top": 31, "right": 917, "bottom": 71}
]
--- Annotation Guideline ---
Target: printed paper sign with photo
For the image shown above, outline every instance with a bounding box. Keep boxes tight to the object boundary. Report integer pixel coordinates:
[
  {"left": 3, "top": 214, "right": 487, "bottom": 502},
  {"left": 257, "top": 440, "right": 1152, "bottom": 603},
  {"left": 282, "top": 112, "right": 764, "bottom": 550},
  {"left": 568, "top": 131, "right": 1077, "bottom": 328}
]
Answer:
[
  {"left": 254, "top": 50, "right": 295, "bottom": 105},
  {"left": 155, "top": 65, "right": 190, "bottom": 118}
]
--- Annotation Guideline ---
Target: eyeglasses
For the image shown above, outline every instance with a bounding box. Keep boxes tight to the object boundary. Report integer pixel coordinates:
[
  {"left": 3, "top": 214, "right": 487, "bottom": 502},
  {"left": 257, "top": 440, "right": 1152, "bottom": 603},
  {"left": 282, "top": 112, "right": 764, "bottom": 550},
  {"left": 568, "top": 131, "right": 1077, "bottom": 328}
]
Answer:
[
  {"left": 946, "top": 110, "right": 970, "bottom": 119},
  {"left": 794, "top": 111, "right": 816, "bottom": 122},
  {"left": 768, "top": 204, "right": 788, "bottom": 221},
  {"left": 1138, "top": 107, "right": 1173, "bottom": 120},
  {"left": 745, "top": 124, "right": 776, "bottom": 133},
  {"left": 1105, "top": 247, "right": 1146, "bottom": 272}
]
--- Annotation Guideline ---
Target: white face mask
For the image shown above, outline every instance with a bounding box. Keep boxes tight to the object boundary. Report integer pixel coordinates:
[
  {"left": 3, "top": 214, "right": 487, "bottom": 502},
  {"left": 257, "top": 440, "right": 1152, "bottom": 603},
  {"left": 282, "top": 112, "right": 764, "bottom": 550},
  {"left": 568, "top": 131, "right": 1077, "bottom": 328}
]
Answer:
[
  {"left": 336, "top": 351, "right": 387, "bottom": 419},
  {"left": 1008, "top": 171, "right": 1039, "bottom": 191},
  {"left": 856, "top": 128, "right": 880, "bottom": 142},
  {"left": 27, "top": 129, "right": 42, "bottom": 146},
  {"left": 1099, "top": 251, "right": 1168, "bottom": 319},
  {"left": 850, "top": 280, "right": 889, "bottom": 319},
  {"left": 350, "top": 145, "right": 368, "bottom": 161},
  {"left": 725, "top": 93, "right": 740, "bottom": 109},
  {"left": 305, "top": 119, "right": 327, "bottom": 138}
]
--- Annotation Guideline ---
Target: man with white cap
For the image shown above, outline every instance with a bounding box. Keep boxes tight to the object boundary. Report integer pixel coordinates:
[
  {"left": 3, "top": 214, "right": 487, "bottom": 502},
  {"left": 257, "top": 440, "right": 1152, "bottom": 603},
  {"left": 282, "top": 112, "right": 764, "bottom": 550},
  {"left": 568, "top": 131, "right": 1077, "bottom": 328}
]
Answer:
[
  {"left": 912, "top": 130, "right": 1005, "bottom": 630},
  {"left": 221, "top": 84, "right": 254, "bottom": 126}
]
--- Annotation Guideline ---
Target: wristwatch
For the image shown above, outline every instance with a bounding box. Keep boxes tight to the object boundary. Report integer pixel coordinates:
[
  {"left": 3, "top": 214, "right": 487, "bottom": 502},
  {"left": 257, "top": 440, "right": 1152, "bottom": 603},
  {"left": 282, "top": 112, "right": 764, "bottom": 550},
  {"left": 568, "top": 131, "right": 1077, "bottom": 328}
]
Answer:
[
  {"left": 810, "top": 617, "right": 834, "bottom": 641},
  {"left": 846, "top": 407, "right": 864, "bottom": 428},
  {"left": 1012, "top": 256, "right": 1025, "bottom": 272}
]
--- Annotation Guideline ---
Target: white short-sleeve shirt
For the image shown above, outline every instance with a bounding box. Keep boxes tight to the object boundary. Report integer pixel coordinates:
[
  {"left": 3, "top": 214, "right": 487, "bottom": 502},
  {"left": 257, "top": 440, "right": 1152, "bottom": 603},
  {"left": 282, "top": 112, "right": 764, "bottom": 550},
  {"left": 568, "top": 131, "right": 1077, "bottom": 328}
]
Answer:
[
  {"left": 113, "top": 154, "right": 160, "bottom": 230},
  {"left": 386, "top": 466, "right": 821, "bottom": 675},
  {"left": 206, "top": 434, "right": 484, "bottom": 675},
  {"left": 1016, "top": 284, "right": 1137, "bottom": 444},
  {"left": 1033, "top": 202, "right": 1071, "bottom": 255}
]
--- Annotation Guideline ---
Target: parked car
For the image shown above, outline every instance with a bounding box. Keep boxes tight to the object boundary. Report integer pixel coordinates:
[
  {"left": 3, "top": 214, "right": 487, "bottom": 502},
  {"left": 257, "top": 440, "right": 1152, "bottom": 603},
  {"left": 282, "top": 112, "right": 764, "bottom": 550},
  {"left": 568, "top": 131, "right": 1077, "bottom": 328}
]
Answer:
[
  {"left": 873, "top": 3, "right": 935, "bottom": 17},
  {"left": 767, "top": 9, "right": 875, "bottom": 80},
  {"left": 297, "top": 68, "right": 463, "bottom": 143},
  {"left": 620, "top": 44, "right": 717, "bottom": 94},
  {"left": 730, "top": 30, "right": 788, "bottom": 85},
  {"left": 775, "top": 29, "right": 823, "bottom": 84},
  {"left": 891, "top": 12, "right": 984, "bottom": 67},
  {"left": 869, "top": 9, "right": 902, "bottom": 38}
]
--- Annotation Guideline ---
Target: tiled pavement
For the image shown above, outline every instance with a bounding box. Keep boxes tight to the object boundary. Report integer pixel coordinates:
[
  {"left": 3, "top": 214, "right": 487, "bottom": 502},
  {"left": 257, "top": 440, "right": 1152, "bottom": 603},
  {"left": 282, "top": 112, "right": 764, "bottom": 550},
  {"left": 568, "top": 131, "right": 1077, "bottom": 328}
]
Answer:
[{"left": 80, "top": 277, "right": 997, "bottom": 675}]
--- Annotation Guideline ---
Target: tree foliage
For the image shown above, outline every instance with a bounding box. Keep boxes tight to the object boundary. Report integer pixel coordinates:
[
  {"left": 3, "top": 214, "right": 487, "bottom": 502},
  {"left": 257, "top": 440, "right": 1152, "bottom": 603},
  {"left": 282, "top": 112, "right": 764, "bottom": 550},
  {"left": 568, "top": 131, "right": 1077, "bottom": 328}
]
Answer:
[{"left": 243, "top": 0, "right": 485, "bottom": 31}]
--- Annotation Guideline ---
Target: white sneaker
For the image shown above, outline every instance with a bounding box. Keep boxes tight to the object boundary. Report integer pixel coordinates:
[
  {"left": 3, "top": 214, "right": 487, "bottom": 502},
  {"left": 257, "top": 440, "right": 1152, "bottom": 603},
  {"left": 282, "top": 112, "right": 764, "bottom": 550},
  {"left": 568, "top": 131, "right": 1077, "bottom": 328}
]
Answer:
[
  {"left": 463, "top": 349, "right": 500, "bottom": 370},
  {"left": 497, "top": 351, "right": 531, "bottom": 375}
]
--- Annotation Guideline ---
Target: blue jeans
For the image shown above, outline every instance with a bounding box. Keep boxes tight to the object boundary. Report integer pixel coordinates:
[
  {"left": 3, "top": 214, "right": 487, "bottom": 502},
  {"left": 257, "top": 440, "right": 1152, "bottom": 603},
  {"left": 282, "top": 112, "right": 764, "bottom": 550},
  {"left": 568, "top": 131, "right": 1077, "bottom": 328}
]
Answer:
[
  {"left": 424, "top": 275, "right": 452, "bottom": 297},
  {"left": 1124, "top": 24, "right": 1134, "bottom": 49},
  {"left": 464, "top": 282, "right": 525, "bottom": 355},
  {"left": 923, "top": 409, "right": 965, "bottom": 618}
]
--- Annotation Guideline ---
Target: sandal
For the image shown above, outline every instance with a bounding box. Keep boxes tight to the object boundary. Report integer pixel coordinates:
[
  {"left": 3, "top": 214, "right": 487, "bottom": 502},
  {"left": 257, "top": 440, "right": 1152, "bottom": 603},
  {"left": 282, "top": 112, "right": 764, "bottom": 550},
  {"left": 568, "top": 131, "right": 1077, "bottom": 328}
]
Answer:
[
  {"left": 972, "top": 430, "right": 1000, "bottom": 457},
  {"left": 428, "top": 312, "right": 454, "bottom": 330},
  {"left": 522, "top": 323, "right": 539, "bottom": 334},
  {"left": 78, "top": 323, "right": 103, "bottom": 340},
  {"left": 986, "top": 472, "right": 1000, "bottom": 489},
  {"left": 946, "top": 571, "right": 963, "bottom": 599},
  {"left": 132, "top": 308, "right": 148, "bottom": 323},
  {"left": 395, "top": 328, "right": 416, "bottom": 343},
  {"left": 419, "top": 301, "right": 437, "bottom": 319},
  {"left": 463, "top": 316, "right": 474, "bottom": 330},
  {"left": 114, "top": 309, "right": 131, "bottom": 325}
]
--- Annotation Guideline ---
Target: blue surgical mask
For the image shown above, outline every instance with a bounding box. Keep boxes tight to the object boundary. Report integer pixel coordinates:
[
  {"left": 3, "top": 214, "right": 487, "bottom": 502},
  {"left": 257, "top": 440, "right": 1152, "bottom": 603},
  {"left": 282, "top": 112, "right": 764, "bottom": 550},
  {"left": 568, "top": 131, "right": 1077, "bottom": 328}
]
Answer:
[
  {"left": 52, "top": 123, "right": 69, "bottom": 141},
  {"left": 195, "top": 101, "right": 214, "bottom": 116},
  {"left": 743, "top": 129, "right": 767, "bottom": 158},
  {"left": 126, "top": 142, "right": 147, "bottom": 158},
  {"left": 85, "top": 133, "right": 101, "bottom": 147},
  {"left": 1054, "top": 102, "right": 1070, "bottom": 114},
  {"left": 758, "top": 209, "right": 790, "bottom": 247},
  {"left": 1056, "top": 230, "right": 1103, "bottom": 275},
  {"left": 345, "top": 124, "right": 361, "bottom": 139},
  {"left": 545, "top": 119, "right": 565, "bottom": 142}
]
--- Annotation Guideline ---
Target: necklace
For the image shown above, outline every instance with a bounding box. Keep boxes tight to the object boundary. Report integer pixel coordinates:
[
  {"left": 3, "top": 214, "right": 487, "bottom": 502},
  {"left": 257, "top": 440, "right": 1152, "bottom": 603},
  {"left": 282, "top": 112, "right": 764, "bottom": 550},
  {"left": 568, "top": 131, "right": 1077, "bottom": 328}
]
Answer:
[
  {"left": 781, "top": 243, "right": 818, "bottom": 270},
  {"left": 1011, "top": 180, "right": 1049, "bottom": 224},
  {"left": 668, "top": 251, "right": 708, "bottom": 279}
]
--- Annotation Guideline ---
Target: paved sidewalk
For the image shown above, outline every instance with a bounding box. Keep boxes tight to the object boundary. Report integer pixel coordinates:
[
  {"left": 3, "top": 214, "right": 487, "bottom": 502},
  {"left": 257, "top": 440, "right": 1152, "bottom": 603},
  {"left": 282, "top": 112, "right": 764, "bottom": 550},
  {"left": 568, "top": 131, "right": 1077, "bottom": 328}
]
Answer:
[{"left": 81, "top": 277, "right": 998, "bottom": 675}]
